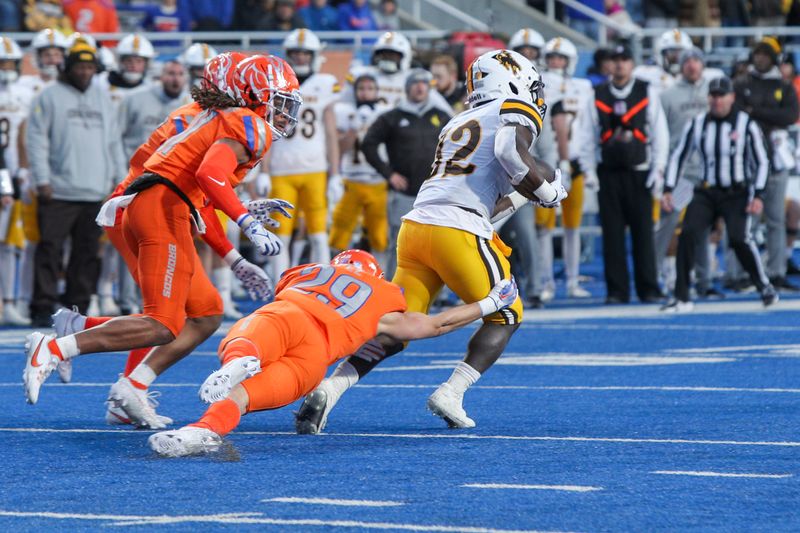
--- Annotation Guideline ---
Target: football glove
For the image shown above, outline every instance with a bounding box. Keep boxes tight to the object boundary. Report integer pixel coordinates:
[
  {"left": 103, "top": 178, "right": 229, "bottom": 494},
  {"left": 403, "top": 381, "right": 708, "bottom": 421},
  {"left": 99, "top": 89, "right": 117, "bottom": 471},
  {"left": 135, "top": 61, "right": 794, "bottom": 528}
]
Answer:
[
  {"left": 230, "top": 256, "right": 274, "bottom": 301},
  {"left": 245, "top": 198, "right": 294, "bottom": 229},
  {"left": 478, "top": 277, "right": 518, "bottom": 316},
  {"left": 237, "top": 214, "right": 282, "bottom": 256},
  {"left": 538, "top": 168, "right": 568, "bottom": 208},
  {"left": 327, "top": 174, "right": 344, "bottom": 207}
]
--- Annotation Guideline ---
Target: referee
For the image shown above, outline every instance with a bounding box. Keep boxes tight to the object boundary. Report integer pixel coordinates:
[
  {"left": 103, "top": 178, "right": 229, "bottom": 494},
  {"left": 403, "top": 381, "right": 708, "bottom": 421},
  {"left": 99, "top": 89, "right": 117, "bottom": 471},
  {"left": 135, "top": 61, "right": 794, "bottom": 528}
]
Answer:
[{"left": 660, "top": 76, "right": 777, "bottom": 312}]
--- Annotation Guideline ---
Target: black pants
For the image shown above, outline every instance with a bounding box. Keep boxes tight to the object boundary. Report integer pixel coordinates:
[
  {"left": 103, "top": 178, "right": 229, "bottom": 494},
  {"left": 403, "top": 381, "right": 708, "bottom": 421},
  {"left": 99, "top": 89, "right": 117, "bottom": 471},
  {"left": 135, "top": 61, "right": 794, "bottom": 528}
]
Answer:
[
  {"left": 598, "top": 167, "right": 661, "bottom": 302},
  {"left": 675, "top": 188, "right": 768, "bottom": 302},
  {"left": 32, "top": 199, "right": 103, "bottom": 318}
]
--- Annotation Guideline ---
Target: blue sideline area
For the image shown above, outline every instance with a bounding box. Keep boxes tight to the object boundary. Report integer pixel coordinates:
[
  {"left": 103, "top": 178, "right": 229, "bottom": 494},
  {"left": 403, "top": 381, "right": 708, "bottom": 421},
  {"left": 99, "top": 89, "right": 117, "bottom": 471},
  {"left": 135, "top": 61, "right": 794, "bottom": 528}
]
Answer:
[{"left": 1, "top": 287, "right": 799, "bottom": 531}]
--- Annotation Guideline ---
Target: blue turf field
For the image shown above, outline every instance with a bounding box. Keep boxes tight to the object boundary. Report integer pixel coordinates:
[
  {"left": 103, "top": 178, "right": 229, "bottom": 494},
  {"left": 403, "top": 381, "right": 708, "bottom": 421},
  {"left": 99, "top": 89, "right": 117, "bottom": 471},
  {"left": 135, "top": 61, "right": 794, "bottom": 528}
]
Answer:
[{"left": 2, "top": 296, "right": 800, "bottom": 532}]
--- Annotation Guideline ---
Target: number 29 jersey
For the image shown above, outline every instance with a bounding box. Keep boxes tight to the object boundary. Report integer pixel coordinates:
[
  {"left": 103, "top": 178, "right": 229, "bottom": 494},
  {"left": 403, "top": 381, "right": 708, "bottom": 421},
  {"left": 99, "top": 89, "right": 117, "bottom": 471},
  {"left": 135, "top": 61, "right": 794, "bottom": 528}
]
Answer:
[
  {"left": 275, "top": 263, "right": 407, "bottom": 362},
  {"left": 404, "top": 97, "right": 543, "bottom": 239},
  {"left": 268, "top": 73, "right": 340, "bottom": 177}
]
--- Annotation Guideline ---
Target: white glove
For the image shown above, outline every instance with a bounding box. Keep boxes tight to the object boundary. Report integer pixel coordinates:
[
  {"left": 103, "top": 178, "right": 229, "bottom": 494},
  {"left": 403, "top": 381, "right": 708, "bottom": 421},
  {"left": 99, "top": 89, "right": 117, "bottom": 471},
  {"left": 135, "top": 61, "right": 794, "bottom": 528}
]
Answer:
[
  {"left": 647, "top": 168, "right": 664, "bottom": 198},
  {"left": 255, "top": 172, "right": 271, "bottom": 197},
  {"left": 583, "top": 169, "right": 599, "bottom": 192},
  {"left": 237, "top": 214, "right": 282, "bottom": 256},
  {"left": 538, "top": 169, "right": 568, "bottom": 208},
  {"left": 327, "top": 174, "right": 344, "bottom": 207},
  {"left": 245, "top": 198, "right": 294, "bottom": 229},
  {"left": 558, "top": 160, "right": 572, "bottom": 193},
  {"left": 477, "top": 276, "right": 519, "bottom": 316},
  {"left": 224, "top": 250, "right": 274, "bottom": 301}
]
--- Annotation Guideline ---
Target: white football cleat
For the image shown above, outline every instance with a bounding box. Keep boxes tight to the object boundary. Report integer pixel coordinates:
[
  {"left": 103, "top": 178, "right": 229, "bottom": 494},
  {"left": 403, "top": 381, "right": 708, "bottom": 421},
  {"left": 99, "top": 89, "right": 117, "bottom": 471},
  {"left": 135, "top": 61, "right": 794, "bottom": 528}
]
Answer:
[
  {"left": 295, "top": 385, "right": 336, "bottom": 435},
  {"left": 567, "top": 283, "right": 591, "bottom": 299},
  {"left": 149, "top": 426, "right": 222, "bottom": 457},
  {"left": 660, "top": 300, "right": 694, "bottom": 313},
  {"left": 52, "top": 306, "right": 87, "bottom": 337},
  {"left": 105, "top": 402, "right": 173, "bottom": 427},
  {"left": 539, "top": 285, "right": 555, "bottom": 303},
  {"left": 56, "top": 359, "right": 72, "bottom": 383},
  {"left": 427, "top": 382, "right": 476, "bottom": 429},
  {"left": 3, "top": 303, "right": 31, "bottom": 326},
  {"left": 107, "top": 376, "right": 170, "bottom": 429},
  {"left": 99, "top": 296, "right": 121, "bottom": 317},
  {"left": 23, "top": 332, "right": 60, "bottom": 405},
  {"left": 199, "top": 356, "right": 261, "bottom": 404}
]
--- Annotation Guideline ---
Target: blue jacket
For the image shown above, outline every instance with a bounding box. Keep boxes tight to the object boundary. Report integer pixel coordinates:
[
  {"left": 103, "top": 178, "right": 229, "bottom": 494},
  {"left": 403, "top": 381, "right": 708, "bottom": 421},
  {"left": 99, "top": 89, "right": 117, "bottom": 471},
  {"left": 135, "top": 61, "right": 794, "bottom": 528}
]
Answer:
[
  {"left": 189, "top": 0, "right": 234, "bottom": 28},
  {"left": 299, "top": 5, "right": 338, "bottom": 31},
  {"left": 337, "top": 2, "right": 376, "bottom": 31}
]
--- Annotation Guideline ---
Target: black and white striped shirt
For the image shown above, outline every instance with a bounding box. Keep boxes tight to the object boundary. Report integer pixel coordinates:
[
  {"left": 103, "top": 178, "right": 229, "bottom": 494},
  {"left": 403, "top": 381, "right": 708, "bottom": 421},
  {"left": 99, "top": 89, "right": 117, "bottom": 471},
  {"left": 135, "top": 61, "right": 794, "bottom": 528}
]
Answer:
[{"left": 664, "top": 109, "right": 769, "bottom": 194}]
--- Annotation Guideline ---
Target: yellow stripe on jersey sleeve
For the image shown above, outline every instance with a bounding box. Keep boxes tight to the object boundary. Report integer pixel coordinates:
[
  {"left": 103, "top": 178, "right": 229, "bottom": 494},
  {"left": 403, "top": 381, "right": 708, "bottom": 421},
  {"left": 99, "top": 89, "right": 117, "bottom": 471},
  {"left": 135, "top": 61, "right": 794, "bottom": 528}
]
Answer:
[{"left": 499, "top": 100, "right": 543, "bottom": 132}]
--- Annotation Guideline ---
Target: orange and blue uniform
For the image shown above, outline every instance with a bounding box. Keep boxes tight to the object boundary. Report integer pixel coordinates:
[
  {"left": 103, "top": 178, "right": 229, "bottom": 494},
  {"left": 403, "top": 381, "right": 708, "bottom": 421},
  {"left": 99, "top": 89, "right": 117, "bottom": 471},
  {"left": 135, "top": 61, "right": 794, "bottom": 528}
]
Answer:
[
  {"left": 119, "top": 106, "right": 270, "bottom": 335},
  {"left": 219, "top": 263, "right": 407, "bottom": 411}
]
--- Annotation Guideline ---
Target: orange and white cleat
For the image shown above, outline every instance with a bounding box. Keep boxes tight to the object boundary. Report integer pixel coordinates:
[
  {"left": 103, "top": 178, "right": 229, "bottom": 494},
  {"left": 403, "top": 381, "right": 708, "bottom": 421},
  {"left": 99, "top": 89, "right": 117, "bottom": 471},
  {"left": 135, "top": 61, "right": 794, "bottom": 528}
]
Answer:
[{"left": 22, "top": 332, "right": 60, "bottom": 404}]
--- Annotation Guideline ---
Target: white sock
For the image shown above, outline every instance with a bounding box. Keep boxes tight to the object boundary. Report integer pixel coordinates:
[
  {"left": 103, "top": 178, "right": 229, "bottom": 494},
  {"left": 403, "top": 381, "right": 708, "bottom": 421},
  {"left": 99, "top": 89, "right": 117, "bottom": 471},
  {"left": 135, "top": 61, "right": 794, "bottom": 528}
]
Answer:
[
  {"left": 322, "top": 360, "right": 359, "bottom": 408},
  {"left": 538, "top": 229, "right": 554, "bottom": 288},
  {"left": 664, "top": 256, "right": 677, "bottom": 292},
  {"left": 98, "top": 245, "right": 118, "bottom": 298},
  {"left": 55, "top": 335, "right": 80, "bottom": 360},
  {"left": 446, "top": 362, "right": 481, "bottom": 395},
  {"left": 308, "top": 232, "right": 330, "bottom": 264},
  {"left": 290, "top": 238, "right": 307, "bottom": 267},
  {"left": 270, "top": 236, "right": 292, "bottom": 280},
  {"left": 128, "top": 363, "right": 157, "bottom": 388},
  {"left": 19, "top": 243, "right": 36, "bottom": 302},
  {"left": 564, "top": 228, "right": 581, "bottom": 287},
  {"left": 0, "top": 245, "right": 16, "bottom": 299}
]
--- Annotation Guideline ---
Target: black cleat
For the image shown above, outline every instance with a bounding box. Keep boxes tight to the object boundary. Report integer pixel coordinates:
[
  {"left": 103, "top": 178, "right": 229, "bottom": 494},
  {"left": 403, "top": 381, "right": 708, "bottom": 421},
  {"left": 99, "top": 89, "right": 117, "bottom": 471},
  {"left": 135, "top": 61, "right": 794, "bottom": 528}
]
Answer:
[
  {"left": 761, "top": 285, "right": 779, "bottom": 307},
  {"left": 294, "top": 389, "right": 330, "bottom": 435}
]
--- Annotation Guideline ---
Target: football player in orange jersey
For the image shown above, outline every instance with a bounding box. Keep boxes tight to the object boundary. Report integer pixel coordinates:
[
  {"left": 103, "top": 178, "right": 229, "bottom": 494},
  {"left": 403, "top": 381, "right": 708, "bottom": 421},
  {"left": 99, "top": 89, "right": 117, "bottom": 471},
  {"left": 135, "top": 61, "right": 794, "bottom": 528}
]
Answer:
[
  {"left": 49, "top": 52, "right": 294, "bottom": 427},
  {"left": 23, "top": 55, "right": 303, "bottom": 425},
  {"left": 148, "top": 249, "right": 517, "bottom": 457}
]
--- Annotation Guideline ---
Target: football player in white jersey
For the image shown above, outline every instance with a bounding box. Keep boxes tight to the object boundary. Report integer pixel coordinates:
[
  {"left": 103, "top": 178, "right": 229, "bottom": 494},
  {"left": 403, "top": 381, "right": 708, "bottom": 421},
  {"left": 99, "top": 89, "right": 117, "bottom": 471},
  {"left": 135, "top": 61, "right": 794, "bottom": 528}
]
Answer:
[
  {"left": 181, "top": 42, "right": 219, "bottom": 88},
  {"left": 509, "top": 27, "right": 546, "bottom": 66},
  {"left": 0, "top": 37, "right": 31, "bottom": 326},
  {"left": 267, "top": 28, "right": 340, "bottom": 280},
  {"left": 296, "top": 49, "right": 567, "bottom": 432},
  {"left": 13, "top": 30, "right": 68, "bottom": 327},
  {"left": 537, "top": 37, "right": 597, "bottom": 300},
  {"left": 98, "top": 33, "right": 155, "bottom": 108},
  {"left": 329, "top": 69, "right": 392, "bottom": 267}
]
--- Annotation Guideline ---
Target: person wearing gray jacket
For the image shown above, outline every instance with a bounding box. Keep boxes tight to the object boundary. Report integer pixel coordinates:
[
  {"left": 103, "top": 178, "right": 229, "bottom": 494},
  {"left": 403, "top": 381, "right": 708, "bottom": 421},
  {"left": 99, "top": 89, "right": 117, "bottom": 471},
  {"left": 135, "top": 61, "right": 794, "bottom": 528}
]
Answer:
[
  {"left": 656, "top": 47, "right": 717, "bottom": 297},
  {"left": 27, "top": 42, "right": 126, "bottom": 326}
]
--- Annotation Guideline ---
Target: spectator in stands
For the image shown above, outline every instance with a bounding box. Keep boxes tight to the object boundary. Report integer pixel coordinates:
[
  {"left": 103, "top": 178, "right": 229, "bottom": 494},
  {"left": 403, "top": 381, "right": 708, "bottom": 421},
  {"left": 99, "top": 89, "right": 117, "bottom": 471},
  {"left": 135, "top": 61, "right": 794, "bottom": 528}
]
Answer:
[
  {"left": 735, "top": 38, "right": 800, "bottom": 292},
  {"left": 751, "top": 0, "right": 785, "bottom": 26},
  {"left": 188, "top": 0, "right": 234, "bottom": 30},
  {"left": 587, "top": 47, "right": 613, "bottom": 87},
  {"left": 262, "top": 0, "right": 306, "bottom": 31},
  {"left": 361, "top": 69, "right": 451, "bottom": 277},
  {"left": 26, "top": 42, "right": 125, "bottom": 326},
  {"left": 780, "top": 58, "right": 800, "bottom": 121},
  {"left": 430, "top": 55, "right": 466, "bottom": 112},
  {"left": 678, "top": 0, "right": 720, "bottom": 28},
  {"left": 566, "top": 0, "right": 602, "bottom": 42},
  {"left": 719, "top": 0, "right": 749, "bottom": 47},
  {"left": 63, "top": 0, "right": 119, "bottom": 44},
  {"left": 338, "top": 0, "right": 376, "bottom": 32},
  {"left": 591, "top": 43, "right": 667, "bottom": 304},
  {"left": 24, "top": 0, "right": 72, "bottom": 33},
  {"left": 373, "top": 0, "right": 399, "bottom": 30},
  {"left": 643, "top": 0, "right": 677, "bottom": 28},
  {"left": 0, "top": 1, "right": 21, "bottom": 31},
  {"left": 135, "top": 0, "right": 192, "bottom": 32},
  {"left": 299, "top": 0, "right": 338, "bottom": 31}
]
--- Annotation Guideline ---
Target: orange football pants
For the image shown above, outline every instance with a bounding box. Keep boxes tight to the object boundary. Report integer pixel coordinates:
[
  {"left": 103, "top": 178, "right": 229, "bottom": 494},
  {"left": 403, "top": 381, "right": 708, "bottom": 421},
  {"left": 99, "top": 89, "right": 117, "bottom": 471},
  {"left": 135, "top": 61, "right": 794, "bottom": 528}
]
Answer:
[
  {"left": 219, "top": 300, "right": 330, "bottom": 412},
  {"left": 115, "top": 186, "right": 222, "bottom": 336}
]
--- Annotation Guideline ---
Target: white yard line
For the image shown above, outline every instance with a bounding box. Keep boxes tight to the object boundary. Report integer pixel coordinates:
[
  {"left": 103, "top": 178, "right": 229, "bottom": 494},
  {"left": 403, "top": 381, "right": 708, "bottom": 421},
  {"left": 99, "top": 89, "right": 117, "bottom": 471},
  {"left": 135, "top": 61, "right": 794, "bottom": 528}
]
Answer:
[
  {"left": 2, "top": 427, "right": 798, "bottom": 447},
  {"left": 0, "top": 510, "right": 562, "bottom": 532},
  {"left": 263, "top": 497, "right": 403, "bottom": 507},
  {"left": 462, "top": 484, "right": 601, "bottom": 492},
  {"left": 651, "top": 470, "right": 792, "bottom": 479}
]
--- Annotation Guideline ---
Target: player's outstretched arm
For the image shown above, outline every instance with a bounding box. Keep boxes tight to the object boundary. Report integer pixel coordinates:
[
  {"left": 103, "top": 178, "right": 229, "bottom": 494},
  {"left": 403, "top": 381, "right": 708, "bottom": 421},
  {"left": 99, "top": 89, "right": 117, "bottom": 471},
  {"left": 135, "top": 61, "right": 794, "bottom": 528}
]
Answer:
[{"left": 377, "top": 278, "right": 518, "bottom": 342}]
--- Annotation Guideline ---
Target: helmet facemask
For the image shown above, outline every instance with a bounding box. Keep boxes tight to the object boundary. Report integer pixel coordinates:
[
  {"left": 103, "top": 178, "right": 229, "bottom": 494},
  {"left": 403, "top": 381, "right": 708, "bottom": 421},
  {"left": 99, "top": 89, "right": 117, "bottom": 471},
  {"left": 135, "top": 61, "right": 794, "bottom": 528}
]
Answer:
[
  {"left": 374, "top": 49, "right": 402, "bottom": 74},
  {"left": 266, "top": 90, "right": 302, "bottom": 140}
]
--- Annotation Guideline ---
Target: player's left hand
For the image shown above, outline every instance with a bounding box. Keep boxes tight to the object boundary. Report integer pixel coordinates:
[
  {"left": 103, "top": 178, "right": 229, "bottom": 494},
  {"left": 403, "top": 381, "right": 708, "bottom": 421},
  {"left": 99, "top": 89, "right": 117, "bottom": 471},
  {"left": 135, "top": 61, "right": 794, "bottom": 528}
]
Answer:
[
  {"left": 484, "top": 276, "right": 518, "bottom": 314},
  {"left": 746, "top": 197, "right": 764, "bottom": 216},
  {"left": 230, "top": 257, "right": 274, "bottom": 301},
  {"left": 538, "top": 169, "right": 568, "bottom": 208},
  {"left": 246, "top": 198, "right": 294, "bottom": 229},
  {"left": 327, "top": 174, "right": 344, "bottom": 207}
]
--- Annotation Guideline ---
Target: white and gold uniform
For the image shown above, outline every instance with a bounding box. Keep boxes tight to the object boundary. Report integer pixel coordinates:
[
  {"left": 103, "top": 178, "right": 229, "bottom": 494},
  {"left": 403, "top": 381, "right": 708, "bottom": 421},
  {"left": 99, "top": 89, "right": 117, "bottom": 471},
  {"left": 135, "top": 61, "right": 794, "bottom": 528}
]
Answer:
[
  {"left": 269, "top": 72, "right": 340, "bottom": 237},
  {"left": 0, "top": 79, "right": 33, "bottom": 249},
  {"left": 536, "top": 70, "right": 595, "bottom": 296},
  {"left": 398, "top": 97, "right": 543, "bottom": 325},
  {"left": 329, "top": 100, "right": 391, "bottom": 254}
]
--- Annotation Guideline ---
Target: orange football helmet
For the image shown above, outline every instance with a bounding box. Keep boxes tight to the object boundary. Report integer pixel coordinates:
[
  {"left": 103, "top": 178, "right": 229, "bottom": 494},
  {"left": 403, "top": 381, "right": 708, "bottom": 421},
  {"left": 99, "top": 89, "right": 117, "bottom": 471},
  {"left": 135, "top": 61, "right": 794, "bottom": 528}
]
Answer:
[{"left": 331, "top": 249, "right": 384, "bottom": 279}]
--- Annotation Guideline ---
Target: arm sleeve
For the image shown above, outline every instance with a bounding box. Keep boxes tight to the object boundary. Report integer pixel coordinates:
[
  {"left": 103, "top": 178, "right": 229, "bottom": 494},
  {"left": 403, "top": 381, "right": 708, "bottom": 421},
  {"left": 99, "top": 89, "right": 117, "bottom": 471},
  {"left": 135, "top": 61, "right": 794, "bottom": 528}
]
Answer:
[
  {"left": 647, "top": 88, "right": 670, "bottom": 173},
  {"left": 198, "top": 203, "right": 235, "bottom": 258},
  {"left": 26, "top": 93, "right": 51, "bottom": 187},
  {"left": 195, "top": 141, "right": 248, "bottom": 220},
  {"left": 664, "top": 116, "right": 697, "bottom": 191},
  {"left": 747, "top": 119, "right": 770, "bottom": 194},
  {"left": 361, "top": 112, "right": 395, "bottom": 180}
]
